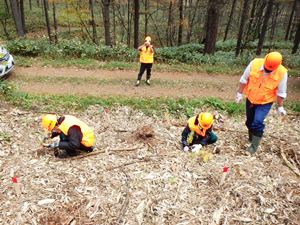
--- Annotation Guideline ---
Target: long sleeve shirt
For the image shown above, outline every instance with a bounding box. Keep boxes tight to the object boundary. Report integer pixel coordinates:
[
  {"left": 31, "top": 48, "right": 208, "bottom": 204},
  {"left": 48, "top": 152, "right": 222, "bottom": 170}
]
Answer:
[{"left": 181, "top": 125, "right": 214, "bottom": 147}]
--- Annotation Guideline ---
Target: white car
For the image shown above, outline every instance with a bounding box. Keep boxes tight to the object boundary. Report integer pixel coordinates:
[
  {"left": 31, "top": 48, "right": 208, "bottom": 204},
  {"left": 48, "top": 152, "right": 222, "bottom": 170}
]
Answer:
[{"left": 0, "top": 46, "right": 14, "bottom": 77}]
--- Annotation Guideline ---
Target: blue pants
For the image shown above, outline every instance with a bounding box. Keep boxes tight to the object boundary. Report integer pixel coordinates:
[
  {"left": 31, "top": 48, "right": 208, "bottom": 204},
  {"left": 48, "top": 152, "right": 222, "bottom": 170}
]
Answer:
[{"left": 245, "top": 99, "right": 272, "bottom": 137}]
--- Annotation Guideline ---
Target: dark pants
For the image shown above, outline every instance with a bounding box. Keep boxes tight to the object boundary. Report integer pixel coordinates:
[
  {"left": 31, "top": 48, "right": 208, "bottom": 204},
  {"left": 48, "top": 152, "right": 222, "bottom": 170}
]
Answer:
[
  {"left": 60, "top": 134, "right": 93, "bottom": 156},
  {"left": 137, "top": 63, "right": 152, "bottom": 80},
  {"left": 245, "top": 99, "right": 272, "bottom": 137},
  {"left": 190, "top": 132, "right": 218, "bottom": 146}
]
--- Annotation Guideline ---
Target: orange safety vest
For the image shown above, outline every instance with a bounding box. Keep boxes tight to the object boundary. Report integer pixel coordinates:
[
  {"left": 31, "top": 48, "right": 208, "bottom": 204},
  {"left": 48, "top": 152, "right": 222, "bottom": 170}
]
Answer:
[
  {"left": 244, "top": 58, "right": 287, "bottom": 104},
  {"left": 139, "top": 46, "right": 154, "bottom": 64},
  {"left": 58, "top": 115, "right": 95, "bottom": 147},
  {"left": 188, "top": 116, "right": 210, "bottom": 137}
]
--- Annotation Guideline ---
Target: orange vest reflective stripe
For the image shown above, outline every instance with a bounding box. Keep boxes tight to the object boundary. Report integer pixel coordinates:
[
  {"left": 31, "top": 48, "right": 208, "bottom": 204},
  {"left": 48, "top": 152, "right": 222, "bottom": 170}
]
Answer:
[
  {"left": 139, "top": 46, "right": 154, "bottom": 63},
  {"left": 244, "top": 58, "right": 287, "bottom": 104},
  {"left": 58, "top": 115, "right": 95, "bottom": 147},
  {"left": 188, "top": 116, "right": 209, "bottom": 137}
]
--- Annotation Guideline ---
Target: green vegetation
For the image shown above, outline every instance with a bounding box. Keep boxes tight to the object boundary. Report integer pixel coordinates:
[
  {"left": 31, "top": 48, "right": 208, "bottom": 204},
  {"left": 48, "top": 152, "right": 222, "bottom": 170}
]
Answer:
[
  {"left": 7, "top": 39, "right": 300, "bottom": 76},
  {"left": 1, "top": 81, "right": 299, "bottom": 118}
]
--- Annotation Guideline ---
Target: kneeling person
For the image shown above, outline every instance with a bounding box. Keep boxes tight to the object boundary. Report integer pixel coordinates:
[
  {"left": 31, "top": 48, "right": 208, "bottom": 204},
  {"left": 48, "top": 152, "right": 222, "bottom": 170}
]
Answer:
[
  {"left": 41, "top": 114, "right": 95, "bottom": 158},
  {"left": 181, "top": 112, "right": 217, "bottom": 152}
]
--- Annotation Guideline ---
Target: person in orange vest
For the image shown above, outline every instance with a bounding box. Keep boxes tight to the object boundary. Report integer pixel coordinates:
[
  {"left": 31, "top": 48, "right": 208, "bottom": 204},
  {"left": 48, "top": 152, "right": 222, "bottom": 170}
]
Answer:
[
  {"left": 41, "top": 114, "right": 95, "bottom": 158},
  {"left": 181, "top": 112, "right": 218, "bottom": 153},
  {"left": 235, "top": 51, "right": 288, "bottom": 154},
  {"left": 135, "top": 36, "right": 154, "bottom": 86}
]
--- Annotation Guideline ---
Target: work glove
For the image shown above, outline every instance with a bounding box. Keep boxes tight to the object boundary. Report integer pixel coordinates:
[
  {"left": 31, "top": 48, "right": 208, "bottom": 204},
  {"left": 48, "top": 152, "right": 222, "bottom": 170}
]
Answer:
[
  {"left": 183, "top": 146, "right": 189, "bottom": 152},
  {"left": 191, "top": 144, "right": 202, "bottom": 153},
  {"left": 277, "top": 106, "right": 287, "bottom": 116},
  {"left": 48, "top": 142, "right": 59, "bottom": 149},
  {"left": 235, "top": 92, "right": 243, "bottom": 103}
]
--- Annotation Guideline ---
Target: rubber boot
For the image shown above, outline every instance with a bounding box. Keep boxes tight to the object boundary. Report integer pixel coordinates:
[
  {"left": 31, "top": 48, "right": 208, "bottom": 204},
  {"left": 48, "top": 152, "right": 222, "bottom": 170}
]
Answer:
[
  {"left": 248, "top": 130, "right": 253, "bottom": 142},
  {"left": 246, "top": 135, "right": 262, "bottom": 154}
]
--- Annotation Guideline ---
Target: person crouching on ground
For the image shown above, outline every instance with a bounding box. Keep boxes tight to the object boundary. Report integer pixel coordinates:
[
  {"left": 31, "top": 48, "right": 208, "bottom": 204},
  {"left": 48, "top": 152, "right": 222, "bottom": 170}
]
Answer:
[
  {"left": 181, "top": 112, "right": 217, "bottom": 153},
  {"left": 41, "top": 114, "right": 95, "bottom": 158},
  {"left": 135, "top": 36, "right": 154, "bottom": 86}
]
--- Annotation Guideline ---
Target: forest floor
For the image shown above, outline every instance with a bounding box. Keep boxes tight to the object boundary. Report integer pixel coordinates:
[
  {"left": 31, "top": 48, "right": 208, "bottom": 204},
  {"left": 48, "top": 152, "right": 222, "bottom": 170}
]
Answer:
[
  {"left": 8, "top": 66, "right": 300, "bottom": 101},
  {"left": 0, "top": 66, "right": 300, "bottom": 224}
]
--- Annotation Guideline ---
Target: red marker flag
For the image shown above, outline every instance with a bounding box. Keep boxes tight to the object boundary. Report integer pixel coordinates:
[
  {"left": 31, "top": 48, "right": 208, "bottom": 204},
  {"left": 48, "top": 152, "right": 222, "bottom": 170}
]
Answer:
[
  {"left": 223, "top": 166, "right": 229, "bottom": 173},
  {"left": 11, "top": 176, "right": 18, "bottom": 183}
]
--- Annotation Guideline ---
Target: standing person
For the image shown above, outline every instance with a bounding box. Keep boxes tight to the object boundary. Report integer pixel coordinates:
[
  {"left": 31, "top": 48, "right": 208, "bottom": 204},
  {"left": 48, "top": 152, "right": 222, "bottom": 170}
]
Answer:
[
  {"left": 235, "top": 51, "right": 288, "bottom": 154},
  {"left": 181, "top": 112, "right": 218, "bottom": 153},
  {"left": 135, "top": 36, "right": 154, "bottom": 86},
  {"left": 41, "top": 114, "right": 95, "bottom": 158}
]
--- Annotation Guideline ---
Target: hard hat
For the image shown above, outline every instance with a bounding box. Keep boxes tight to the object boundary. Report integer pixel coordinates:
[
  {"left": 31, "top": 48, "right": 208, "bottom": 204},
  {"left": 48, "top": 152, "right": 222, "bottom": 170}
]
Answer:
[
  {"left": 264, "top": 52, "right": 282, "bottom": 71},
  {"left": 145, "top": 36, "right": 151, "bottom": 42},
  {"left": 41, "top": 114, "right": 57, "bottom": 131},
  {"left": 199, "top": 112, "right": 213, "bottom": 129}
]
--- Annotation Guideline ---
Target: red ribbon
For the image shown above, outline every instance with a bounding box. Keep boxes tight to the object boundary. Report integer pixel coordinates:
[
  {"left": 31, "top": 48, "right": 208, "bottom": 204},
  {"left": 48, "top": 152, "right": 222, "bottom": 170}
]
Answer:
[
  {"left": 223, "top": 166, "right": 229, "bottom": 173},
  {"left": 11, "top": 177, "right": 18, "bottom": 183}
]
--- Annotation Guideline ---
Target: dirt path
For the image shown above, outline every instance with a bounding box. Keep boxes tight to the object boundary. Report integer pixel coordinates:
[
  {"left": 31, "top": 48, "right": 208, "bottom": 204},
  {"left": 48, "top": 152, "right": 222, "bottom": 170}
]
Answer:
[{"left": 9, "top": 66, "right": 300, "bottom": 101}]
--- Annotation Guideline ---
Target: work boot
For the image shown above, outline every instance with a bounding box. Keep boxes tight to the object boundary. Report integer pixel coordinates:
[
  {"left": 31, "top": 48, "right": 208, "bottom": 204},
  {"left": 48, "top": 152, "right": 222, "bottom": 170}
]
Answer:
[
  {"left": 248, "top": 130, "right": 253, "bottom": 142},
  {"left": 54, "top": 149, "right": 69, "bottom": 158},
  {"left": 246, "top": 135, "right": 262, "bottom": 154},
  {"left": 146, "top": 79, "right": 150, "bottom": 85},
  {"left": 135, "top": 80, "right": 140, "bottom": 86}
]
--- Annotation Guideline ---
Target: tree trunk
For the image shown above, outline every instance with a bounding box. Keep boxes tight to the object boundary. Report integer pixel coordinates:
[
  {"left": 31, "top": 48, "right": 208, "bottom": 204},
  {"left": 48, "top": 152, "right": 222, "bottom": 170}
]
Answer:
[
  {"left": 102, "top": 0, "right": 112, "bottom": 46},
  {"left": 253, "top": 1, "right": 267, "bottom": 40},
  {"left": 186, "top": 0, "right": 200, "bottom": 43},
  {"left": 9, "top": 0, "right": 25, "bottom": 36},
  {"left": 285, "top": 0, "right": 297, "bottom": 40},
  {"left": 19, "top": 0, "right": 26, "bottom": 32},
  {"left": 292, "top": 22, "right": 300, "bottom": 54},
  {"left": 167, "top": 0, "right": 173, "bottom": 46},
  {"left": 269, "top": 3, "right": 279, "bottom": 42},
  {"left": 112, "top": 0, "right": 116, "bottom": 45},
  {"left": 244, "top": 0, "right": 258, "bottom": 42},
  {"left": 43, "top": 0, "right": 52, "bottom": 43},
  {"left": 127, "top": 0, "right": 131, "bottom": 47},
  {"left": 178, "top": 0, "right": 184, "bottom": 45},
  {"left": 144, "top": 0, "right": 148, "bottom": 36},
  {"left": 36, "top": 0, "right": 39, "bottom": 7},
  {"left": 29, "top": 0, "right": 32, "bottom": 10},
  {"left": 133, "top": 0, "right": 139, "bottom": 49},
  {"left": 223, "top": 0, "right": 237, "bottom": 41},
  {"left": 256, "top": 0, "right": 273, "bottom": 55},
  {"left": 235, "top": 0, "right": 250, "bottom": 57},
  {"left": 204, "top": 0, "right": 223, "bottom": 54},
  {"left": 52, "top": 1, "right": 58, "bottom": 44},
  {"left": 89, "top": 0, "right": 98, "bottom": 44}
]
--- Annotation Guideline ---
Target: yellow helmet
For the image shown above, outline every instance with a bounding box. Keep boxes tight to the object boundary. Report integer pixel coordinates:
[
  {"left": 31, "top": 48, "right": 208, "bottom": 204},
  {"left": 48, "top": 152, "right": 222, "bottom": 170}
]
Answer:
[
  {"left": 264, "top": 51, "right": 282, "bottom": 71},
  {"left": 41, "top": 114, "right": 57, "bottom": 131},
  {"left": 145, "top": 36, "right": 151, "bottom": 42},
  {"left": 199, "top": 112, "right": 213, "bottom": 129}
]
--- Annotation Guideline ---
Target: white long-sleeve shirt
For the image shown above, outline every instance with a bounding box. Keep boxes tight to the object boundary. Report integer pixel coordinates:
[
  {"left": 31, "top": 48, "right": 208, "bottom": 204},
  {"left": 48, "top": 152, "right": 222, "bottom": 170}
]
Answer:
[{"left": 239, "top": 61, "right": 288, "bottom": 98}]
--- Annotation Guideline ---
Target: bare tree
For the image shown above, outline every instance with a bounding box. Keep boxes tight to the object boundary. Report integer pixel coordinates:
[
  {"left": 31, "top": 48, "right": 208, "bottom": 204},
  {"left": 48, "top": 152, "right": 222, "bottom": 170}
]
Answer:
[
  {"left": 223, "top": 0, "right": 237, "bottom": 41},
  {"left": 236, "top": 0, "right": 250, "bottom": 57},
  {"left": 292, "top": 22, "right": 300, "bottom": 53},
  {"left": 9, "top": 0, "right": 25, "bottom": 36},
  {"left": 89, "top": 0, "right": 97, "bottom": 44},
  {"left": 167, "top": 0, "right": 174, "bottom": 46},
  {"left": 43, "top": 0, "right": 52, "bottom": 43},
  {"left": 52, "top": 0, "right": 58, "bottom": 44},
  {"left": 178, "top": 0, "right": 184, "bottom": 45},
  {"left": 133, "top": 0, "right": 139, "bottom": 48},
  {"left": 285, "top": 0, "right": 297, "bottom": 40},
  {"left": 256, "top": 0, "right": 273, "bottom": 55},
  {"left": 102, "top": 0, "right": 112, "bottom": 46},
  {"left": 19, "top": 0, "right": 25, "bottom": 32},
  {"left": 144, "top": 0, "right": 149, "bottom": 36},
  {"left": 204, "top": 0, "right": 224, "bottom": 54}
]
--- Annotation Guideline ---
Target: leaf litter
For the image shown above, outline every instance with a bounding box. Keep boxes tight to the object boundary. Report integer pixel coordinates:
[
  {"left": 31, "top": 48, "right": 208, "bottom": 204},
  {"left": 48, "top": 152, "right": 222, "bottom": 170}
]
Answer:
[{"left": 0, "top": 105, "right": 299, "bottom": 224}]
